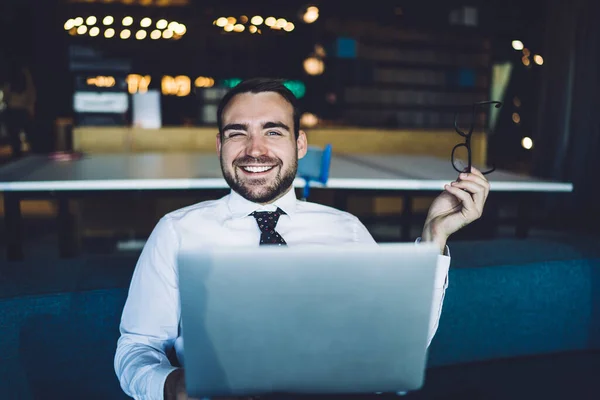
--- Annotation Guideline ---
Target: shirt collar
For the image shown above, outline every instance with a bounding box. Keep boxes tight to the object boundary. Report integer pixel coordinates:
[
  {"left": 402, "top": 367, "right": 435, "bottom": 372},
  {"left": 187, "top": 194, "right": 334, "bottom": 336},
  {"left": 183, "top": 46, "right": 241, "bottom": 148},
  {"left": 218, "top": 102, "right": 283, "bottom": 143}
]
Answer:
[{"left": 227, "top": 187, "right": 297, "bottom": 219}]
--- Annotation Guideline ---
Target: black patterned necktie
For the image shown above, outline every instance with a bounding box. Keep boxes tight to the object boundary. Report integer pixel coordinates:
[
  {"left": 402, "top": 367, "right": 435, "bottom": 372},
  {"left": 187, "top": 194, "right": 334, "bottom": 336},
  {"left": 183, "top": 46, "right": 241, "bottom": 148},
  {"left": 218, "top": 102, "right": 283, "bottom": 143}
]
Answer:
[{"left": 250, "top": 207, "right": 287, "bottom": 246}]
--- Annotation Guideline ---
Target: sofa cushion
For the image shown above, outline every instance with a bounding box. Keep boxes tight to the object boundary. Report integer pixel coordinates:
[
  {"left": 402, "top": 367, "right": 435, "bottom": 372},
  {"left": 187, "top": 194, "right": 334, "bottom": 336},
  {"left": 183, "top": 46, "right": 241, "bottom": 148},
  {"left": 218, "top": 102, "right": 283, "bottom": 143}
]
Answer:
[
  {"left": 0, "top": 288, "right": 129, "bottom": 399},
  {"left": 428, "top": 258, "right": 600, "bottom": 366}
]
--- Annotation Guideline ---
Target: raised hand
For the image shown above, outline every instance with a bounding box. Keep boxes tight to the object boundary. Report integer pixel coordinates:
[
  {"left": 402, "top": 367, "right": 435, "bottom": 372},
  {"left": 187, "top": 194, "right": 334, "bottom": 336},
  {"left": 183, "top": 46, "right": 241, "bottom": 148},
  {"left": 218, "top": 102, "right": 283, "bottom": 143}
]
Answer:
[{"left": 421, "top": 167, "right": 491, "bottom": 253}]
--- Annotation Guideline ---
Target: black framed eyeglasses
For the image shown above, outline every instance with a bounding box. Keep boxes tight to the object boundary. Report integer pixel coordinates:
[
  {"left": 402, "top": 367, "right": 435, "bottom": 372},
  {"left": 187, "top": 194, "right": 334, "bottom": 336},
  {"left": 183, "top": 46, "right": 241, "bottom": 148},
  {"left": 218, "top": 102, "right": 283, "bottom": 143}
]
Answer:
[{"left": 452, "top": 100, "right": 502, "bottom": 175}]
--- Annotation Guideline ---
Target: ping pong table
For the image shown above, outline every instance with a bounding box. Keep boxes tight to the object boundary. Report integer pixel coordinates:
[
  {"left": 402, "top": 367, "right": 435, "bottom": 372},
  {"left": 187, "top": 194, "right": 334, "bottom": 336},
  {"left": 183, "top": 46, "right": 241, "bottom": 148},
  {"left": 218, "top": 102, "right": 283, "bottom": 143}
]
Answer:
[{"left": 0, "top": 152, "right": 573, "bottom": 261}]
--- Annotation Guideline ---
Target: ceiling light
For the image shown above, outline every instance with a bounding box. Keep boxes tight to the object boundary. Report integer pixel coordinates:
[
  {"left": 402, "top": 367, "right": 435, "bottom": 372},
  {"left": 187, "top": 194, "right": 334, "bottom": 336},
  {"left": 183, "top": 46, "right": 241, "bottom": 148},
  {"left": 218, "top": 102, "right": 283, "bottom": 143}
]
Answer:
[
  {"left": 157, "top": 19, "right": 168, "bottom": 29},
  {"left": 141, "top": 17, "right": 152, "bottom": 28},
  {"left": 174, "top": 24, "right": 186, "bottom": 35},
  {"left": 512, "top": 40, "right": 524, "bottom": 50}
]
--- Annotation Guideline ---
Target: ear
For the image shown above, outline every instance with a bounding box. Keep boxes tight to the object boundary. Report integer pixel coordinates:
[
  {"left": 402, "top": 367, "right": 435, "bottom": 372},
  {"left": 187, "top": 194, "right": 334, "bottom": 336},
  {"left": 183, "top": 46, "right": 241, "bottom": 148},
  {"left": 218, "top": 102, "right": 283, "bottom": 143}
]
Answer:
[
  {"left": 296, "top": 130, "right": 308, "bottom": 159},
  {"left": 216, "top": 132, "right": 222, "bottom": 157}
]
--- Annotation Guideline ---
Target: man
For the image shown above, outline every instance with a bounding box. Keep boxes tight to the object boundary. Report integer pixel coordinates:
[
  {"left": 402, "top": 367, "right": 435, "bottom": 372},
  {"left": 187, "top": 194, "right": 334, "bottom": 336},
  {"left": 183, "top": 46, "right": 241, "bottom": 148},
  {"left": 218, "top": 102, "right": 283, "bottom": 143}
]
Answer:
[{"left": 114, "top": 78, "right": 490, "bottom": 400}]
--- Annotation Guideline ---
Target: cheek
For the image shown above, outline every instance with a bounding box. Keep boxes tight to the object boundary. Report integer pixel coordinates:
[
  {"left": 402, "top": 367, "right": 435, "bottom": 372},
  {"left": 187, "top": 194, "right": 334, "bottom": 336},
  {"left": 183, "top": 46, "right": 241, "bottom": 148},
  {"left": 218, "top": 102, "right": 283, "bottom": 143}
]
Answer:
[
  {"left": 272, "top": 143, "right": 297, "bottom": 162},
  {"left": 221, "top": 145, "right": 242, "bottom": 164}
]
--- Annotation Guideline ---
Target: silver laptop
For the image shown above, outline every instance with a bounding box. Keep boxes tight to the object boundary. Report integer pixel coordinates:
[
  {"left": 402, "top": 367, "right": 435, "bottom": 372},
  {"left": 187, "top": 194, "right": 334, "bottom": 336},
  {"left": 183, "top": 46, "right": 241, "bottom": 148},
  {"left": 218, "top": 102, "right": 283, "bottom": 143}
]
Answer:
[{"left": 177, "top": 242, "right": 440, "bottom": 398}]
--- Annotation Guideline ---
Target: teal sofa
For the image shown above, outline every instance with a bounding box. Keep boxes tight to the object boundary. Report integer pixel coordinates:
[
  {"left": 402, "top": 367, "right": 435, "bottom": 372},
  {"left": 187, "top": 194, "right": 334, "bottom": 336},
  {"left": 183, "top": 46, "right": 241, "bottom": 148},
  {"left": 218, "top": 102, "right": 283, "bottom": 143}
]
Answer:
[{"left": 1, "top": 237, "right": 599, "bottom": 399}]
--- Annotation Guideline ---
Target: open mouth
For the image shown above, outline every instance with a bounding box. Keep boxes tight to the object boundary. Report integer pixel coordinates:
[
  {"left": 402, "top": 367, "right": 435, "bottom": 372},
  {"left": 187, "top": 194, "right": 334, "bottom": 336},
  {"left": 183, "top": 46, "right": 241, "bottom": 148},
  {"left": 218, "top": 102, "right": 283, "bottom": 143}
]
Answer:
[{"left": 239, "top": 165, "right": 276, "bottom": 174}]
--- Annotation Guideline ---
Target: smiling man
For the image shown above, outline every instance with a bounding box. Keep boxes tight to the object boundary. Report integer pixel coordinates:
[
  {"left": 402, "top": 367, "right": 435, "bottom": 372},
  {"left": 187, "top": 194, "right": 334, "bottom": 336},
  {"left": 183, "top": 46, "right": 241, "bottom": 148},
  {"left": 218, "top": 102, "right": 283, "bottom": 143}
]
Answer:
[
  {"left": 114, "top": 78, "right": 491, "bottom": 400},
  {"left": 217, "top": 88, "right": 306, "bottom": 205}
]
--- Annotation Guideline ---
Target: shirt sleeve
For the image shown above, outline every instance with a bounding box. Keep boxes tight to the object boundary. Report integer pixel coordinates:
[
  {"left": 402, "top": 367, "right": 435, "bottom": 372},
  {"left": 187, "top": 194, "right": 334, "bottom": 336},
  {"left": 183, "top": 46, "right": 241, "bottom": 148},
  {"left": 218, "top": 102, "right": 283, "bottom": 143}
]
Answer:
[
  {"left": 352, "top": 217, "right": 450, "bottom": 347},
  {"left": 426, "top": 250, "right": 450, "bottom": 347},
  {"left": 114, "top": 217, "right": 181, "bottom": 400}
]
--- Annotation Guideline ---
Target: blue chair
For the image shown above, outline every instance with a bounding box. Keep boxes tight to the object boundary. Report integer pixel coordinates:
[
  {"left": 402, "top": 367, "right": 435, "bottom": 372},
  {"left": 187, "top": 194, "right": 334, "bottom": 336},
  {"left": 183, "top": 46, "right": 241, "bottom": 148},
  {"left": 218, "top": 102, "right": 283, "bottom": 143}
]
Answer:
[{"left": 297, "top": 144, "right": 332, "bottom": 200}]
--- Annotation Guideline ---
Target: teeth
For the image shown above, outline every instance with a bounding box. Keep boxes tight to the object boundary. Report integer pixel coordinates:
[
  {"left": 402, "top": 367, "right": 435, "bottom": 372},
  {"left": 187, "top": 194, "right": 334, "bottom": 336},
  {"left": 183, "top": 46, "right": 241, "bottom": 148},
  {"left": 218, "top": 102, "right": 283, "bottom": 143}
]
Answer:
[{"left": 242, "top": 166, "right": 273, "bottom": 173}]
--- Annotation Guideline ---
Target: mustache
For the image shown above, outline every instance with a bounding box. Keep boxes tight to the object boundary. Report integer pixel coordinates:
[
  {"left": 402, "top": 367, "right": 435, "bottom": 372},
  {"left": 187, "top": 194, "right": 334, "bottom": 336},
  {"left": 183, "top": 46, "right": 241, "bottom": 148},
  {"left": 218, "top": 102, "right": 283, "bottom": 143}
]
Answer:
[{"left": 234, "top": 156, "right": 282, "bottom": 166}]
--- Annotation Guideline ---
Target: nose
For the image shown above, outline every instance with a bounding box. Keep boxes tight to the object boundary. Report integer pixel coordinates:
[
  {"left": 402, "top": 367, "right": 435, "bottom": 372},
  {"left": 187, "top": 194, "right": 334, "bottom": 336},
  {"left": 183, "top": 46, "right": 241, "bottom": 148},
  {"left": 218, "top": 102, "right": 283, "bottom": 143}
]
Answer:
[{"left": 245, "top": 134, "right": 268, "bottom": 158}]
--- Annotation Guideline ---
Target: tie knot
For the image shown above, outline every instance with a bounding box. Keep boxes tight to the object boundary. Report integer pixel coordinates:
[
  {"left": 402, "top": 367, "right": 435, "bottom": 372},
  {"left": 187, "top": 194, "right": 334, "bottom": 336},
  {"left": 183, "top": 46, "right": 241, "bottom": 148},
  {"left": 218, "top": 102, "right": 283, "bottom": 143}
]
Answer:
[{"left": 251, "top": 207, "right": 285, "bottom": 233}]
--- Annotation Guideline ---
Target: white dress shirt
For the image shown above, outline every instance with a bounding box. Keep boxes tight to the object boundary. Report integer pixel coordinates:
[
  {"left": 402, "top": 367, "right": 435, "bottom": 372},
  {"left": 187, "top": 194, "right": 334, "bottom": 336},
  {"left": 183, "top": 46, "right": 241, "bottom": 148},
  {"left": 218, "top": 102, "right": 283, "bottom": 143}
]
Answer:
[{"left": 114, "top": 188, "right": 450, "bottom": 400}]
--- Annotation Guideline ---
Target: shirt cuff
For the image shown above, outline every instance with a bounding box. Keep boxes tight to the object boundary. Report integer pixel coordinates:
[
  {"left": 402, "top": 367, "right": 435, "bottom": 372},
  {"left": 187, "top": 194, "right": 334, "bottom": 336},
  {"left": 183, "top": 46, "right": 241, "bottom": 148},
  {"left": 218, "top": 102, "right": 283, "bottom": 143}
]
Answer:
[
  {"left": 415, "top": 237, "right": 450, "bottom": 289},
  {"left": 414, "top": 237, "right": 450, "bottom": 257}
]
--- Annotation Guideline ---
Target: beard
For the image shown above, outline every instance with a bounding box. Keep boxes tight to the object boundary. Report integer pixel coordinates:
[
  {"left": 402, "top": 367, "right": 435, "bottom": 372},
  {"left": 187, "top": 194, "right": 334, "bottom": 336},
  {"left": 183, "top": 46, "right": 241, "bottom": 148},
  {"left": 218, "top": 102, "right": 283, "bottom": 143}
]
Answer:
[{"left": 220, "top": 153, "right": 298, "bottom": 204}]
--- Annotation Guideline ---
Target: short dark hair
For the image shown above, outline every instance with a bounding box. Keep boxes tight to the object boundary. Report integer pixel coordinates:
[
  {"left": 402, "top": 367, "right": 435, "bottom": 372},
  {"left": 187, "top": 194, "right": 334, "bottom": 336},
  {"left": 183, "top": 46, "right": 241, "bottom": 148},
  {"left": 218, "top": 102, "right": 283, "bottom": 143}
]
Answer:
[{"left": 216, "top": 78, "right": 301, "bottom": 139}]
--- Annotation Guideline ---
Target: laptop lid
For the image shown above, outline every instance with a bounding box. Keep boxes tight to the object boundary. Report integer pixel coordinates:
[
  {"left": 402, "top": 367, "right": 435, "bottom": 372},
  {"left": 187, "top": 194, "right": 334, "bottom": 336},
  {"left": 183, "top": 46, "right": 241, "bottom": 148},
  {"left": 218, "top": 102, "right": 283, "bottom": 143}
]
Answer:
[{"left": 178, "top": 242, "right": 439, "bottom": 398}]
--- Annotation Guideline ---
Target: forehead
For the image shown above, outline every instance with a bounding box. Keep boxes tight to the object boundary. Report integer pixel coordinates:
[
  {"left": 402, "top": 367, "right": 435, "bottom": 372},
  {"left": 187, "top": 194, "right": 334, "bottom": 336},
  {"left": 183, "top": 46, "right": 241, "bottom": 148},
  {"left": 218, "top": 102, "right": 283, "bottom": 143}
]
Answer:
[{"left": 222, "top": 92, "right": 294, "bottom": 125}]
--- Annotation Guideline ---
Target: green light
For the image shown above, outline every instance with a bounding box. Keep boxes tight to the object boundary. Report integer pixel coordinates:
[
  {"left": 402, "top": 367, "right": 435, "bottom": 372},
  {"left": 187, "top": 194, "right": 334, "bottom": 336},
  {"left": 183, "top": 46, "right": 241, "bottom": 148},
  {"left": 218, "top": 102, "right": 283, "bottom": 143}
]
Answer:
[
  {"left": 283, "top": 80, "right": 306, "bottom": 98},
  {"left": 221, "top": 78, "right": 242, "bottom": 88}
]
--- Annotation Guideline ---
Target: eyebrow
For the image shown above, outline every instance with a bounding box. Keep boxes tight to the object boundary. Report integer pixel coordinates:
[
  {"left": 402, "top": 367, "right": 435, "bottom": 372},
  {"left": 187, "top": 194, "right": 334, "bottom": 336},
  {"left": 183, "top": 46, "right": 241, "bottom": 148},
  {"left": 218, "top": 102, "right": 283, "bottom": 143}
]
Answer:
[
  {"left": 262, "top": 121, "right": 290, "bottom": 131},
  {"left": 222, "top": 123, "right": 248, "bottom": 133},
  {"left": 222, "top": 121, "right": 291, "bottom": 133}
]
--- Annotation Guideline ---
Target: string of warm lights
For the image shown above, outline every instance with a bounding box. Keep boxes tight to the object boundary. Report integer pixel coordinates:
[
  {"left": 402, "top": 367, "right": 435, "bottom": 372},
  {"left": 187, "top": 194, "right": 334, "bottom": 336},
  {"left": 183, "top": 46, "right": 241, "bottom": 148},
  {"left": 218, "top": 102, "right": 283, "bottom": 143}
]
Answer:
[
  {"left": 123, "top": 75, "right": 214, "bottom": 95},
  {"left": 64, "top": 16, "right": 186, "bottom": 40},
  {"left": 213, "top": 15, "right": 294, "bottom": 34},
  {"left": 510, "top": 40, "right": 541, "bottom": 151},
  {"left": 87, "top": 76, "right": 116, "bottom": 88},
  {"left": 212, "top": 6, "right": 319, "bottom": 34},
  {"left": 511, "top": 40, "right": 543, "bottom": 66},
  {"left": 89, "top": 75, "right": 305, "bottom": 99}
]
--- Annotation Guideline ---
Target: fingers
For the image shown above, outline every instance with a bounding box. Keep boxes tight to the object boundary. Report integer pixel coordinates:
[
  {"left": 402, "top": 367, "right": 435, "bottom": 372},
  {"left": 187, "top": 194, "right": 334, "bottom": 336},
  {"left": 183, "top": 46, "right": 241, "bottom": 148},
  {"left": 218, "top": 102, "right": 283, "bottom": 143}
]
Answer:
[
  {"left": 450, "top": 166, "right": 491, "bottom": 220},
  {"left": 451, "top": 179, "right": 485, "bottom": 194},
  {"left": 458, "top": 169, "right": 490, "bottom": 198},
  {"left": 444, "top": 183, "right": 479, "bottom": 219},
  {"left": 466, "top": 167, "right": 490, "bottom": 185},
  {"left": 450, "top": 180, "right": 486, "bottom": 215}
]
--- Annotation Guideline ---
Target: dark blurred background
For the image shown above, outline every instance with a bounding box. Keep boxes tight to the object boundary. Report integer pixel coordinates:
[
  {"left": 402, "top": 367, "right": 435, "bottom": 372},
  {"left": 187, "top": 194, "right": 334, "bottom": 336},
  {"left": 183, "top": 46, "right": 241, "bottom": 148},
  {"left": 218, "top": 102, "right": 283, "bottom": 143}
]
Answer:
[
  {"left": 0, "top": 0, "right": 598, "bottom": 266},
  {"left": 1, "top": 0, "right": 598, "bottom": 230}
]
